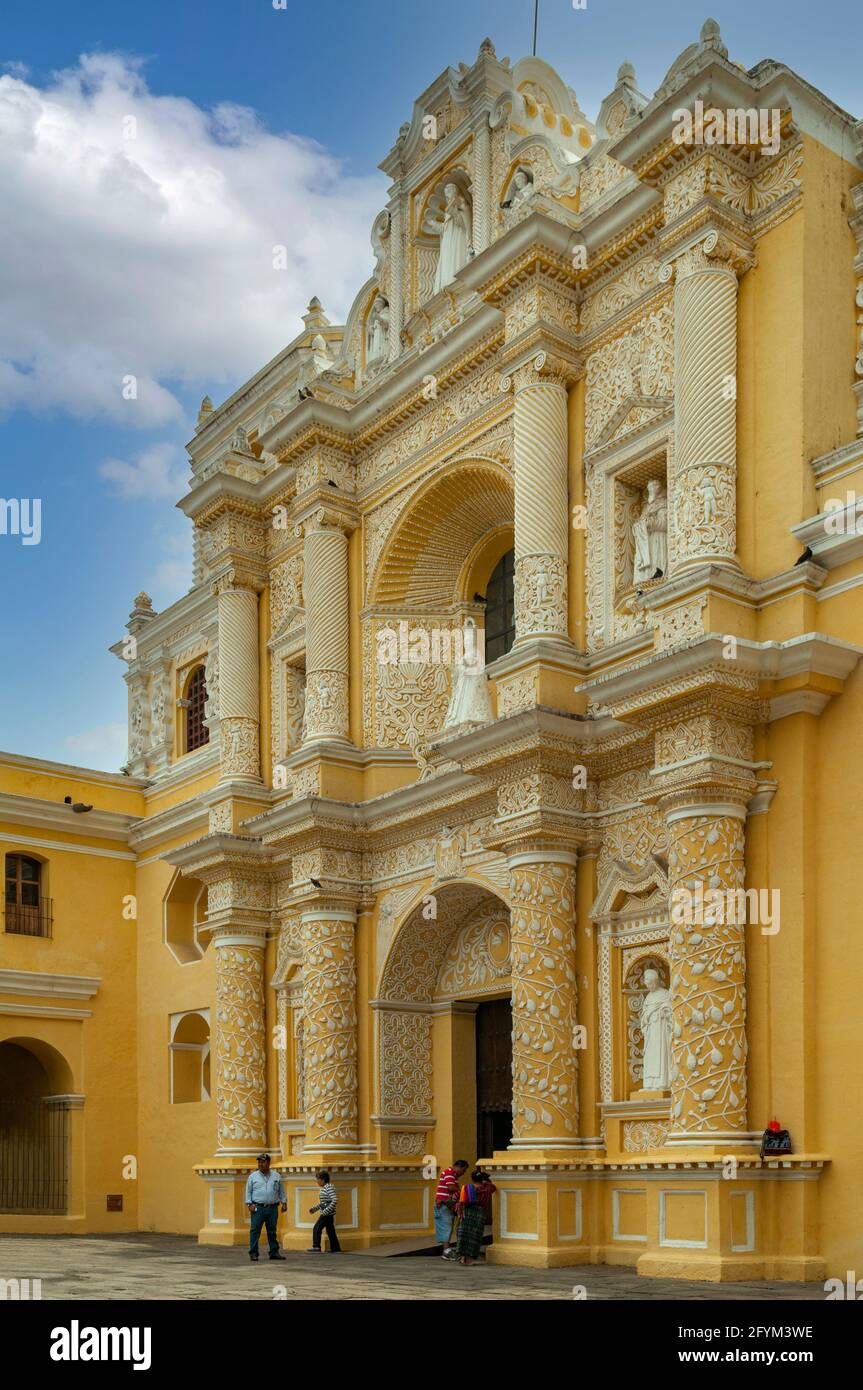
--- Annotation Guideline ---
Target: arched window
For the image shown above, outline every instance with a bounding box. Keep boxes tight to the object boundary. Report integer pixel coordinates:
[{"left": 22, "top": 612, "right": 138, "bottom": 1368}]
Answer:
[
  {"left": 185, "top": 665, "right": 209, "bottom": 753},
  {"left": 4, "top": 854, "right": 50, "bottom": 937},
  {"left": 484, "top": 548, "right": 515, "bottom": 662}
]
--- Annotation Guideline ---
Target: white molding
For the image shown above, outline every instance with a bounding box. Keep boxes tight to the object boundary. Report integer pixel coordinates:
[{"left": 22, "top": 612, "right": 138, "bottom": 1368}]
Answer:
[
  {"left": 0, "top": 793, "right": 137, "bottom": 842},
  {"left": 612, "top": 1188, "right": 647, "bottom": 1242},
  {"left": 730, "top": 1189, "right": 756, "bottom": 1253},
  {"left": 556, "top": 1187, "right": 583, "bottom": 1243},
  {"left": 658, "top": 1187, "right": 708, "bottom": 1249},
  {"left": 0, "top": 970, "right": 101, "bottom": 1000},
  {"left": 0, "top": 1003, "right": 92, "bottom": 1020},
  {"left": 0, "top": 830, "right": 135, "bottom": 862},
  {"left": 379, "top": 1185, "right": 430, "bottom": 1230},
  {"left": 499, "top": 1186, "right": 540, "bottom": 1241},
  {"left": 207, "top": 1183, "right": 231, "bottom": 1226}
]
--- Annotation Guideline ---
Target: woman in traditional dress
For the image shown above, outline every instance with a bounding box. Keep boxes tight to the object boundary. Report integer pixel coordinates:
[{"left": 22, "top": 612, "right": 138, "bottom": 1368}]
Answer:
[{"left": 455, "top": 1169, "right": 497, "bottom": 1265}]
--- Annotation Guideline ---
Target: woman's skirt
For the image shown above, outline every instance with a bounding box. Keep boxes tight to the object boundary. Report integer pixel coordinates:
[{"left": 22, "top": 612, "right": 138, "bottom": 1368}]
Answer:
[{"left": 455, "top": 1202, "right": 486, "bottom": 1260}]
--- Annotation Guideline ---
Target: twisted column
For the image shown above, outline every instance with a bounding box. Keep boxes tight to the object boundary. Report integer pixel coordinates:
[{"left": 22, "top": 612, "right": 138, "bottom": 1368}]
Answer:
[
  {"left": 510, "top": 359, "right": 569, "bottom": 642},
  {"left": 215, "top": 575, "right": 261, "bottom": 780},
  {"left": 213, "top": 930, "right": 267, "bottom": 1156},
  {"left": 667, "top": 234, "right": 740, "bottom": 572},
  {"left": 507, "top": 850, "right": 579, "bottom": 1147},
  {"left": 301, "top": 908, "right": 358, "bottom": 1151},
  {"left": 302, "top": 520, "right": 351, "bottom": 742},
  {"left": 663, "top": 796, "right": 750, "bottom": 1146}
]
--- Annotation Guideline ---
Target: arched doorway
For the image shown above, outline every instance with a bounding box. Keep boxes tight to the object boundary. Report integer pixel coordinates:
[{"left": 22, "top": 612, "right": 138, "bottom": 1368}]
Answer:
[
  {"left": 0, "top": 1039, "right": 73, "bottom": 1213},
  {"left": 377, "top": 881, "right": 512, "bottom": 1163}
]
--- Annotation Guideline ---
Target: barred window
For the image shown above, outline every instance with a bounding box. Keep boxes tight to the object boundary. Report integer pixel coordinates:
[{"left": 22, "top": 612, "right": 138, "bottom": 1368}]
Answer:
[
  {"left": 185, "top": 665, "right": 209, "bottom": 753},
  {"left": 484, "top": 549, "right": 515, "bottom": 663}
]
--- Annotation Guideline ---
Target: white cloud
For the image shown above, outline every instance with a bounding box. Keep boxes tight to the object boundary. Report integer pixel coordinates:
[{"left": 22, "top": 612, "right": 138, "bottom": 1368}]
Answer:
[
  {"left": 0, "top": 53, "right": 385, "bottom": 426},
  {"left": 99, "top": 441, "right": 188, "bottom": 498},
  {"left": 63, "top": 722, "right": 128, "bottom": 770}
]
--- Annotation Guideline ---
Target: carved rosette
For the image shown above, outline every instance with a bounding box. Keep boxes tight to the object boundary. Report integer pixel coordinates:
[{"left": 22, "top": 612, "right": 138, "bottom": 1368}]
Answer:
[
  {"left": 666, "top": 234, "right": 743, "bottom": 571},
  {"left": 664, "top": 803, "right": 749, "bottom": 1144},
  {"left": 214, "top": 935, "right": 267, "bottom": 1153},
  {"left": 301, "top": 911, "right": 358, "bottom": 1148},
  {"left": 507, "top": 852, "right": 579, "bottom": 1145}
]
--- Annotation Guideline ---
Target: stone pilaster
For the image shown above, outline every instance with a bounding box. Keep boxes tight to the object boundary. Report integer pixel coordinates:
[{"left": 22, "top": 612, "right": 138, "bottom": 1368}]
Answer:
[
  {"left": 212, "top": 927, "right": 268, "bottom": 1158},
  {"left": 507, "top": 356, "right": 570, "bottom": 642},
  {"left": 301, "top": 515, "right": 351, "bottom": 743},
  {"left": 214, "top": 570, "right": 261, "bottom": 782},
  {"left": 300, "top": 907, "right": 358, "bottom": 1151},
  {"left": 664, "top": 233, "right": 749, "bottom": 572},
  {"left": 507, "top": 849, "right": 579, "bottom": 1147}
]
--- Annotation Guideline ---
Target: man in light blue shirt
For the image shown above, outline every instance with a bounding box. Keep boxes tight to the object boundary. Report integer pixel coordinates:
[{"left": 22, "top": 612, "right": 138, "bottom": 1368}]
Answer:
[{"left": 245, "top": 1153, "right": 287, "bottom": 1262}]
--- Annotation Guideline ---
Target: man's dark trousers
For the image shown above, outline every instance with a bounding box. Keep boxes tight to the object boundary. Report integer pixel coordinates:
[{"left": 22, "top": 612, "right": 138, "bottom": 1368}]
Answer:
[
  {"left": 250, "top": 1205, "right": 280, "bottom": 1257},
  {"left": 312, "top": 1212, "right": 341, "bottom": 1252}
]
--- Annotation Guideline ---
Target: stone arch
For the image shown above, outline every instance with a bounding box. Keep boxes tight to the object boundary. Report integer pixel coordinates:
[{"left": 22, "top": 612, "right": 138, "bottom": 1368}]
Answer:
[
  {"left": 376, "top": 880, "right": 510, "bottom": 1136},
  {"left": 370, "top": 459, "right": 514, "bottom": 609},
  {"left": 0, "top": 1037, "right": 75, "bottom": 1213}
]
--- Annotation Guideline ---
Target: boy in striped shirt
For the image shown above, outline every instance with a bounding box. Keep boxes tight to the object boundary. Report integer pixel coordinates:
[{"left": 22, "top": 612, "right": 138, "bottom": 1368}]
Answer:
[{"left": 307, "top": 1170, "right": 341, "bottom": 1253}]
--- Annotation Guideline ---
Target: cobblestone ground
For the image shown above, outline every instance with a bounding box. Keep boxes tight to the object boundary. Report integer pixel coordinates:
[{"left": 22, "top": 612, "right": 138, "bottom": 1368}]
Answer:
[{"left": 0, "top": 1234, "right": 826, "bottom": 1301}]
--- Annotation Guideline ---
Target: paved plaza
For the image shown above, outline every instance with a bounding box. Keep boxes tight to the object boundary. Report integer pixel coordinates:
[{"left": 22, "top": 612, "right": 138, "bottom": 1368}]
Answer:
[{"left": 0, "top": 1234, "right": 827, "bottom": 1301}]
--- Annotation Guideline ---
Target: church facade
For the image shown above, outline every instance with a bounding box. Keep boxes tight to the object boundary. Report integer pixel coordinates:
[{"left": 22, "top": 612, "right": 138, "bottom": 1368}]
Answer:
[{"left": 3, "top": 21, "right": 863, "bottom": 1282}]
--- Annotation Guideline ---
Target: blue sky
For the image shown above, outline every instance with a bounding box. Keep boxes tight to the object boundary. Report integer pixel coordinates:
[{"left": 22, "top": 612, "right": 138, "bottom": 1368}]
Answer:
[{"left": 1, "top": 0, "right": 859, "bottom": 770}]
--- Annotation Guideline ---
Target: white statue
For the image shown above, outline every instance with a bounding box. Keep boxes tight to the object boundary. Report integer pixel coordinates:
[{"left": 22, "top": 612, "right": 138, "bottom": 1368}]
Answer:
[
  {"left": 442, "top": 619, "right": 493, "bottom": 729},
  {"left": 639, "top": 967, "right": 672, "bottom": 1090},
  {"left": 432, "top": 183, "right": 472, "bottom": 294},
  {"left": 366, "top": 295, "right": 390, "bottom": 366},
  {"left": 632, "top": 479, "right": 668, "bottom": 582},
  {"left": 310, "top": 334, "right": 334, "bottom": 372},
  {"left": 509, "top": 169, "right": 535, "bottom": 208},
  {"left": 700, "top": 474, "right": 718, "bottom": 524}
]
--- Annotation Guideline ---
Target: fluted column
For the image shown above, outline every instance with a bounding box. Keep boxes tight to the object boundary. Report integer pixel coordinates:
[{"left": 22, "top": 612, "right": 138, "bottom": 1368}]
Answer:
[
  {"left": 509, "top": 358, "right": 570, "bottom": 642},
  {"left": 301, "top": 908, "right": 358, "bottom": 1151},
  {"left": 663, "top": 795, "right": 751, "bottom": 1147},
  {"left": 213, "top": 928, "right": 267, "bottom": 1157},
  {"left": 666, "top": 233, "right": 742, "bottom": 572},
  {"left": 507, "top": 850, "right": 579, "bottom": 1147},
  {"left": 214, "top": 573, "right": 261, "bottom": 780},
  {"left": 302, "top": 518, "right": 351, "bottom": 743}
]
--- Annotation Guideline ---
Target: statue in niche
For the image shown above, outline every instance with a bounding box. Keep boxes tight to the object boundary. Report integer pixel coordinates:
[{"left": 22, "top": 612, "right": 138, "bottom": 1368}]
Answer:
[
  {"left": 443, "top": 619, "right": 493, "bottom": 729},
  {"left": 432, "top": 182, "right": 472, "bottom": 294},
  {"left": 632, "top": 479, "right": 668, "bottom": 582},
  {"left": 508, "top": 168, "right": 536, "bottom": 209},
  {"left": 366, "top": 295, "right": 390, "bottom": 367},
  {"left": 639, "top": 967, "right": 672, "bottom": 1090}
]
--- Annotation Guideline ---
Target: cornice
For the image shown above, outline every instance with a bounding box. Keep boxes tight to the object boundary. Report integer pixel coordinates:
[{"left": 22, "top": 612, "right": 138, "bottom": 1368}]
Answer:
[
  {"left": 792, "top": 504, "right": 863, "bottom": 570},
  {"left": 577, "top": 632, "right": 863, "bottom": 712},
  {"left": 0, "top": 969, "right": 102, "bottom": 1000},
  {"left": 0, "top": 792, "right": 138, "bottom": 843}
]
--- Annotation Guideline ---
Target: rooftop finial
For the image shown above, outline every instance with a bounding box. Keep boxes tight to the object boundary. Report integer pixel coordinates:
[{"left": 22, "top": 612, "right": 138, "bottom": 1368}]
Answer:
[{"left": 617, "top": 60, "right": 636, "bottom": 85}]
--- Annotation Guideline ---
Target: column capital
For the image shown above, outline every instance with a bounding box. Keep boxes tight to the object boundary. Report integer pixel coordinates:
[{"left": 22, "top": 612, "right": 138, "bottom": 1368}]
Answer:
[
  {"left": 294, "top": 503, "right": 358, "bottom": 540},
  {"left": 660, "top": 227, "right": 755, "bottom": 282},
  {"left": 211, "top": 562, "right": 266, "bottom": 596},
  {"left": 501, "top": 346, "right": 580, "bottom": 393}
]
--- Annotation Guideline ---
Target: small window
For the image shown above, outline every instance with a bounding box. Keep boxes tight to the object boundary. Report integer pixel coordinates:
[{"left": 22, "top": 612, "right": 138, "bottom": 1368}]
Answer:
[
  {"left": 4, "top": 855, "right": 51, "bottom": 937},
  {"left": 170, "top": 1011, "right": 211, "bottom": 1103},
  {"left": 484, "top": 549, "right": 515, "bottom": 663},
  {"left": 185, "top": 665, "right": 210, "bottom": 753}
]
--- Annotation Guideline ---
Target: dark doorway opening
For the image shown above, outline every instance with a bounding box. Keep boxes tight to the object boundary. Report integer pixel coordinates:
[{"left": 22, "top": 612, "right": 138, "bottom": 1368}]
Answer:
[{"left": 475, "top": 997, "right": 512, "bottom": 1158}]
